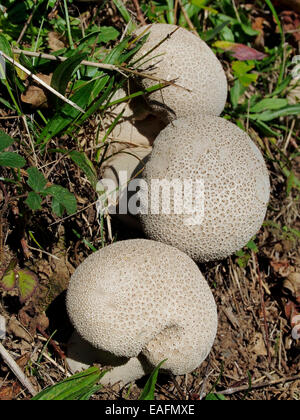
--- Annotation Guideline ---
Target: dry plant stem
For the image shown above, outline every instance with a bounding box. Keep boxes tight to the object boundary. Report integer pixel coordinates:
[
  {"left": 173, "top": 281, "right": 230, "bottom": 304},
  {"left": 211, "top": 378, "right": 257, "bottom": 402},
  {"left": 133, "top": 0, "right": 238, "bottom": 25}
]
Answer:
[
  {"left": 170, "top": 374, "right": 186, "bottom": 399},
  {"left": 254, "top": 253, "right": 272, "bottom": 364},
  {"left": 36, "top": 325, "right": 66, "bottom": 360},
  {"left": 178, "top": 0, "right": 199, "bottom": 36},
  {"left": 0, "top": 342, "right": 37, "bottom": 397},
  {"left": 0, "top": 51, "right": 85, "bottom": 114},
  {"left": 132, "top": 0, "right": 146, "bottom": 25},
  {"left": 218, "top": 374, "right": 300, "bottom": 396},
  {"left": 16, "top": 0, "right": 36, "bottom": 44},
  {"left": 174, "top": 0, "right": 179, "bottom": 25},
  {"left": 11, "top": 49, "right": 189, "bottom": 91}
]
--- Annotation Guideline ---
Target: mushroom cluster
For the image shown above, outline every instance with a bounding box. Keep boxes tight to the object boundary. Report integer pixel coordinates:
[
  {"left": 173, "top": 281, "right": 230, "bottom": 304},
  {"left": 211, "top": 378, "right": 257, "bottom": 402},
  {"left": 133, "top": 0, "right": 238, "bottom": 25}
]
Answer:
[{"left": 66, "top": 23, "right": 270, "bottom": 385}]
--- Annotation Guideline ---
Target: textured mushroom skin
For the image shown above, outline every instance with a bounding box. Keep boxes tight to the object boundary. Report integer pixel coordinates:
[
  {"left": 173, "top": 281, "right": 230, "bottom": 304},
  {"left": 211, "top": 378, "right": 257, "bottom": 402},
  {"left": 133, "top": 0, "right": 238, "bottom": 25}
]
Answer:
[
  {"left": 139, "top": 116, "right": 270, "bottom": 262},
  {"left": 133, "top": 24, "right": 228, "bottom": 122},
  {"left": 66, "top": 239, "right": 218, "bottom": 376}
]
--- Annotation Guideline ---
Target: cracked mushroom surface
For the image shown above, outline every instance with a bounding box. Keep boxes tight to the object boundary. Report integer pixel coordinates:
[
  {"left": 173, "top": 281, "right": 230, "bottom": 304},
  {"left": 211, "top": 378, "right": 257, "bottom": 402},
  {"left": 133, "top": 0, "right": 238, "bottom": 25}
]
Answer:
[
  {"left": 66, "top": 239, "right": 218, "bottom": 383},
  {"left": 138, "top": 116, "right": 270, "bottom": 263},
  {"left": 132, "top": 24, "right": 228, "bottom": 123}
]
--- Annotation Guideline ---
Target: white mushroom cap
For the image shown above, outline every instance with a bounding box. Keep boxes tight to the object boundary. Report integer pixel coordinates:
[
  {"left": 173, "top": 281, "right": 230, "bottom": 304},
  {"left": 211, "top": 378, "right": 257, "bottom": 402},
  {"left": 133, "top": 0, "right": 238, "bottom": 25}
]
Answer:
[
  {"left": 133, "top": 24, "right": 228, "bottom": 122},
  {"left": 66, "top": 239, "right": 218, "bottom": 382},
  {"left": 138, "top": 116, "right": 270, "bottom": 262}
]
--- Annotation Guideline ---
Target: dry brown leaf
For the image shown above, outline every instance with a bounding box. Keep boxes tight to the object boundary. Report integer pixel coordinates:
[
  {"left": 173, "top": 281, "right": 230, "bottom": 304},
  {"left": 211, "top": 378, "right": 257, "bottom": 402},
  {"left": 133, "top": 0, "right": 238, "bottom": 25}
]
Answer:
[
  {"left": 252, "top": 17, "right": 265, "bottom": 49},
  {"left": 21, "top": 74, "right": 52, "bottom": 109},
  {"left": 281, "top": 11, "right": 300, "bottom": 43},
  {"left": 16, "top": 353, "right": 31, "bottom": 369},
  {"left": 48, "top": 31, "right": 65, "bottom": 52},
  {"left": 284, "top": 272, "right": 300, "bottom": 303},
  {"left": 250, "top": 332, "right": 268, "bottom": 357},
  {"left": 7, "top": 317, "right": 33, "bottom": 343},
  {"left": 270, "top": 259, "right": 290, "bottom": 276},
  {"left": 0, "top": 382, "right": 21, "bottom": 401}
]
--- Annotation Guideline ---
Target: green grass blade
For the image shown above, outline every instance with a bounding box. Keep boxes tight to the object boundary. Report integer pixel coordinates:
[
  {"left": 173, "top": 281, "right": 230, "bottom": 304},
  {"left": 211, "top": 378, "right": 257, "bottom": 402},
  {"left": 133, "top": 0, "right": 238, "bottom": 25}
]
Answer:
[
  {"left": 139, "top": 360, "right": 167, "bottom": 401},
  {"left": 32, "top": 367, "right": 106, "bottom": 401}
]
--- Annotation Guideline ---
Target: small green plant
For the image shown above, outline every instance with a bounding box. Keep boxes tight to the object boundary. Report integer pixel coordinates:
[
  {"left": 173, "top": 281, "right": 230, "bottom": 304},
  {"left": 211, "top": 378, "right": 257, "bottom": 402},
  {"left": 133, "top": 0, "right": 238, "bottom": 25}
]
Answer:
[
  {"left": 0, "top": 259, "right": 38, "bottom": 303},
  {"left": 25, "top": 167, "right": 77, "bottom": 217},
  {"left": 205, "top": 393, "right": 226, "bottom": 400},
  {"left": 31, "top": 359, "right": 166, "bottom": 401},
  {"left": 139, "top": 359, "right": 167, "bottom": 400},
  {"left": 32, "top": 367, "right": 106, "bottom": 401},
  {"left": 0, "top": 130, "right": 26, "bottom": 169},
  {"left": 236, "top": 239, "right": 259, "bottom": 268}
]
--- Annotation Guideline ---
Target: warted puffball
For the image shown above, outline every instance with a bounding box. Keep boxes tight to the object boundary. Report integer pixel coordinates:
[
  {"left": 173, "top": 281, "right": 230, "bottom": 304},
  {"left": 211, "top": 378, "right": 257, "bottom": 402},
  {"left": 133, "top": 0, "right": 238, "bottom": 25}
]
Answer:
[
  {"left": 66, "top": 239, "right": 218, "bottom": 385},
  {"left": 132, "top": 24, "right": 228, "bottom": 123},
  {"left": 138, "top": 116, "right": 270, "bottom": 263}
]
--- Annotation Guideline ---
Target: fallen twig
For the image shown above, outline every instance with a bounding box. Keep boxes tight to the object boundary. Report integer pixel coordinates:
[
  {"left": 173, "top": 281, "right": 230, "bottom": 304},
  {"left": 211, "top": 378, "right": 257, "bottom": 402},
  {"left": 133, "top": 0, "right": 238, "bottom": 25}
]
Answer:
[
  {"left": 178, "top": 0, "right": 199, "bottom": 37},
  {"left": 0, "top": 50, "right": 85, "bottom": 114},
  {"left": 218, "top": 374, "right": 300, "bottom": 396},
  {"left": 16, "top": 0, "right": 37, "bottom": 45},
  {"left": 0, "top": 342, "right": 37, "bottom": 397},
  {"left": 132, "top": 0, "right": 146, "bottom": 25},
  {"left": 11, "top": 48, "right": 190, "bottom": 91}
]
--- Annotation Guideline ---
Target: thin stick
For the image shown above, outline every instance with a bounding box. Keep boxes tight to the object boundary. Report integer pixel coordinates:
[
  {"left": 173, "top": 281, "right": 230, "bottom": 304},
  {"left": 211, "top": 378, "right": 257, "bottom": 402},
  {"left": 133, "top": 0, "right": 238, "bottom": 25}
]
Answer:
[
  {"left": 132, "top": 0, "right": 146, "bottom": 25},
  {"left": 218, "top": 374, "right": 300, "bottom": 396},
  {"left": 178, "top": 0, "right": 199, "bottom": 37},
  {"left": 0, "top": 342, "right": 37, "bottom": 397},
  {"left": 28, "top": 246, "right": 60, "bottom": 261},
  {"left": 16, "top": 0, "right": 37, "bottom": 44},
  {"left": 11, "top": 48, "right": 190, "bottom": 91},
  {"left": 0, "top": 50, "right": 85, "bottom": 114}
]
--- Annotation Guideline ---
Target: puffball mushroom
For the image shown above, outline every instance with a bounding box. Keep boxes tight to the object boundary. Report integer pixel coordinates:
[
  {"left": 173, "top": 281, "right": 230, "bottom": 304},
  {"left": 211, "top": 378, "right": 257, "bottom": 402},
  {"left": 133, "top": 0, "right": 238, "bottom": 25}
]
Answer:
[
  {"left": 66, "top": 239, "right": 218, "bottom": 385},
  {"left": 138, "top": 116, "right": 270, "bottom": 263},
  {"left": 133, "top": 24, "right": 228, "bottom": 123}
]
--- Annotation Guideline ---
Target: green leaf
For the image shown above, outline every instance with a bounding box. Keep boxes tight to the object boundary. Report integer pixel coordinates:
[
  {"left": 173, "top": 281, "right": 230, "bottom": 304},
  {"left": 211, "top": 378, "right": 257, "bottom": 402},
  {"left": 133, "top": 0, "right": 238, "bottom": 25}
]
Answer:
[
  {"left": 201, "top": 21, "right": 231, "bottom": 42},
  {"left": 112, "top": 0, "right": 136, "bottom": 33},
  {"left": 45, "top": 185, "right": 77, "bottom": 216},
  {"left": 287, "top": 171, "right": 297, "bottom": 195},
  {"left": 0, "top": 259, "right": 17, "bottom": 291},
  {"left": 232, "top": 61, "right": 258, "bottom": 87},
  {"left": 250, "top": 104, "right": 300, "bottom": 122},
  {"left": 232, "top": 61, "right": 255, "bottom": 76},
  {"left": 69, "top": 151, "right": 98, "bottom": 189},
  {"left": 17, "top": 269, "right": 38, "bottom": 303},
  {"left": 0, "top": 34, "right": 13, "bottom": 57},
  {"left": 38, "top": 81, "right": 95, "bottom": 146},
  {"left": 0, "top": 130, "right": 14, "bottom": 152},
  {"left": 240, "top": 24, "right": 259, "bottom": 37},
  {"left": 25, "top": 192, "right": 43, "bottom": 211},
  {"left": 27, "top": 167, "right": 47, "bottom": 193},
  {"left": 139, "top": 359, "right": 167, "bottom": 400},
  {"left": 230, "top": 79, "right": 245, "bottom": 109},
  {"left": 97, "top": 27, "right": 120, "bottom": 43},
  {"left": 32, "top": 367, "right": 105, "bottom": 401},
  {"left": 250, "top": 98, "right": 289, "bottom": 113},
  {"left": 205, "top": 393, "right": 226, "bottom": 400},
  {"left": 51, "top": 197, "right": 64, "bottom": 217},
  {"left": 246, "top": 239, "right": 259, "bottom": 252},
  {"left": 51, "top": 52, "right": 88, "bottom": 96},
  {"left": 0, "top": 152, "right": 26, "bottom": 168}
]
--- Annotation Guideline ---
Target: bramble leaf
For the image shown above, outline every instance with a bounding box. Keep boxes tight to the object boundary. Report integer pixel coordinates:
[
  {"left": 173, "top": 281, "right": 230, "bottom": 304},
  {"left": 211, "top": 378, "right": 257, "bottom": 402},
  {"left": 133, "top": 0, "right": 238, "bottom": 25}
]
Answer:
[{"left": 17, "top": 270, "right": 38, "bottom": 303}]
